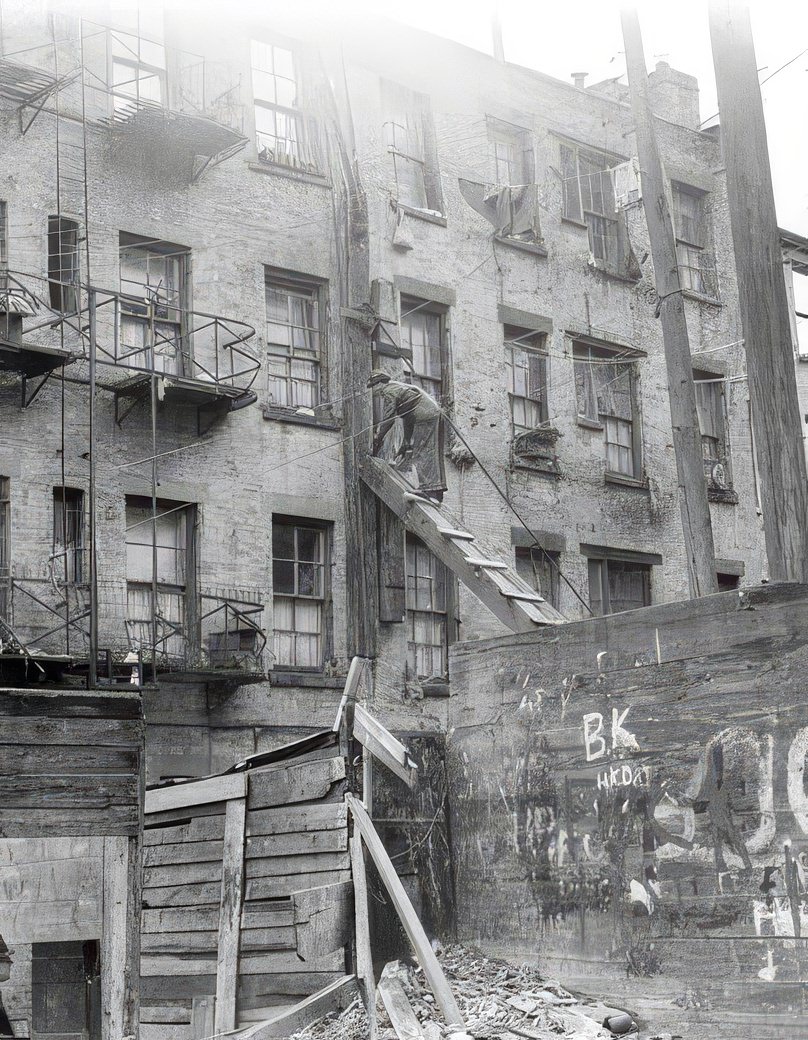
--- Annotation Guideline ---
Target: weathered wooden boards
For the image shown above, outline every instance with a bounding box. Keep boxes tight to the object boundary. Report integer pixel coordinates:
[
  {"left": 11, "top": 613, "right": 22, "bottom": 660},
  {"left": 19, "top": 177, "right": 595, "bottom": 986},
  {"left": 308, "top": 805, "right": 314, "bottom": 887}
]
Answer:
[
  {"left": 140, "top": 754, "right": 349, "bottom": 1037},
  {"left": 447, "top": 582, "right": 808, "bottom": 1038},
  {"left": 236, "top": 975, "right": 359, "bottom": 1039},
  {"left": 0, "top": 688, "right": 144, "bottom": 836},
  {"left": 353, "top": 703, "right": 417, "bottom": 788}
]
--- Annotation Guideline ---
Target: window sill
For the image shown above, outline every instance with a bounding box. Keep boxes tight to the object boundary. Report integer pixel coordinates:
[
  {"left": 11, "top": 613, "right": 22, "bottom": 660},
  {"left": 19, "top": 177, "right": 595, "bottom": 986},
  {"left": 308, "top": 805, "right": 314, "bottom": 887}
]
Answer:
[
  {"left": 682, "top": 289, "right": 722, "bottom": 308},
  {"left": 587, "top": 259, "right": 640, "bottom": 284},
  {"left": 421, "top": 680, "right": 450, "bottom": 698},
  {"left": 262, "top": 405, "right": 341, "bottom": 431},
  {"left": 561, "top": 216, "right": 589, "bottom": 231},
  {"left": 269, "top": 671, "right": 346, "bottom": 688},
  {"left": 392, "top": 202, "right": 448, "bottom": 227},
  {"left": 708, "top": 485, "right": 738, "bottom": 505},
  {"left": 248, "top": 161, "right": 331, "bottom": 188},
  {"left": 494, "top": 234, "right": 548, "bottom": 257},
  {"left": 577, "top": 416, "right": 604, "bottom": 431},
  {"left": 512, "top": 460, "right": 562, "bottom": 479},
  {"left": 605, "top": 472, "right": 649, "bottom": 491}
]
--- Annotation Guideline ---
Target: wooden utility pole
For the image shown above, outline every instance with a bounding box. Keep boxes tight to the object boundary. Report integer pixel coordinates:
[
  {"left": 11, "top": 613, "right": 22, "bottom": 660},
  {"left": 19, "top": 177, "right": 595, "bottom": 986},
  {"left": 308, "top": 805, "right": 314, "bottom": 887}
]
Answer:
[
  {"left": 621, "top": 9, "right": 718, "bottom": 597},
  {"left": 708, "top": 1, "right": 808, "bottom": 583}
]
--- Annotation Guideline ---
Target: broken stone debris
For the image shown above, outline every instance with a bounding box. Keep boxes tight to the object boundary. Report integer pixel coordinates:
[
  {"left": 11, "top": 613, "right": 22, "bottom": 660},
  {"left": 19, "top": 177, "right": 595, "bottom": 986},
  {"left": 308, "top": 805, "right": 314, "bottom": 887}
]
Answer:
[{"left": 285, "top": 944, "right": 640, "bottom": 1039}]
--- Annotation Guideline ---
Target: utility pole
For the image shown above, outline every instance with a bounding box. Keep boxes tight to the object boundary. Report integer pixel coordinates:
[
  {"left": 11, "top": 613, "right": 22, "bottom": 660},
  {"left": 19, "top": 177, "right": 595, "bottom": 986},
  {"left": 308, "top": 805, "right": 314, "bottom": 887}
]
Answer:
[
  {"left": 621, "top": 9, "right": 718, "bottom": 597},
  {"left": 708, "top": 1, "right": 808, "bottom": 583}
]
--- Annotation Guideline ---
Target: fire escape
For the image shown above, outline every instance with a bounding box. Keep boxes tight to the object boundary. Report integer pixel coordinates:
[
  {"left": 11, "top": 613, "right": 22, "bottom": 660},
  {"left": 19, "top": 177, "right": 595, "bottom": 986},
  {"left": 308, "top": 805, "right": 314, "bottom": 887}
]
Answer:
[{"left": 0, "top": 23, "right": 267, "bottom": 688}]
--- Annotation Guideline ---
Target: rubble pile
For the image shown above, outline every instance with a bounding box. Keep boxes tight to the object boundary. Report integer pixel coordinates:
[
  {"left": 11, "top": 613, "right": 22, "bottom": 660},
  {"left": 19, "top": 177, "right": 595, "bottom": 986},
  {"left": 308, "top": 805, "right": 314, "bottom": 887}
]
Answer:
[{"left": 287, "top": 944, "right": 639, "bottom": 1040}]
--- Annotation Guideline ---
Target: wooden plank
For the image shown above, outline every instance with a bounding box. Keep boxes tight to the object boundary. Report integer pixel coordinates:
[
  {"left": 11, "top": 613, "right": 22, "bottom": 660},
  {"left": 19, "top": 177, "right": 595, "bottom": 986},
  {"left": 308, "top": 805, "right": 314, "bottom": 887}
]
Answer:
[
  {"left": 240, "top": 926, "right": 297, "bottom": 951},
  {"left": 139, "top": 1003, "right": 193, "bottom": 1025},
  {"left": 143, "top": 814, "right": 226, "bottom": 845},
  {"left": 142, "top": 908, "right": 221, "bottom": 933},
  {"left": 346, "top": 794, "right": 463, "bottom": 1027},
  {"left": 246, "top": 829, "right": 347, "bottom": 859},
  {"left": 0, "top": 716, "right": 142, "bottom": 747},
  {"left": 293, "top": 881, "right": 353, "bottom": 961},
  {"left": 237, "top": 971, "right": 344, "bottom": 1001},
  {"left": 145, "top": 773, "right": 246, "bottom": 815},
  {"left": 0, "top": 690, "right": 142, "bottom": 719},
  {"left": 191, "top": 994, "right": 215, "bottom": 1040},
  {"left": 378, "top": 501, "right": 407, "bottom": 622},
  {"left": 101, "top": 835, "right": 137, "bottom": 1040},
  {"left": 144, "top": 862, "right": 223, "bottom": 888},
  {"left": 240, "top": 910, "right": 295, "bottom": 930},
  {"left": 214, "top": 796, "right": 246, "bottom": 1033},
  {"left": 144, "top": 840, "right": 224, "bottom": 867},
  {"left": 353, "top": 706, "right": 417, "bottom": 788},
  {"left": 140, "top": 974, "right": 217, "bottom": 1001},
  {"left": 245, "top": 851, "right": 350, "bottom": 880},
  {"left": 350, "top": 835, "right": 377, "bottom": 1038},
  {"left": 236, "top": 976, "right": 358, "bottom": 1039},
  {"left": 141, "top": 931, "right": 219, "bottom": 955},
  {"left": 0, "top": 743, "right": 140, "bottom": 775},
  {"left": 237, "top": 950, "right": 346, "bottom": 975},
  {"left": 144, "top": 801, "right": 228, "bottom": 830},
  {"left": 0, "top": 773, "right": 139, "bottom": 809},
  {"left": 246, "top": 802, "right": 347, "bottom": 837},
  {"left": 141, "top": 956, "right": 218, "bottom": 977},
  {"left": 142, "top": 881, "right": 222, "bottom": 908},
  {"left": 245, "top": 870, "right": 352, "bottom": 901},
  {"left": 247, "top": 757, "right": 346, "bottom": 811},
  {"left": 378, "top": 963, "right": 426, "bottom": 1040},
  {"left": 332, "top": 656, "right": 368, "bottom": 733},
  {"left": 0, "top": 808, "right": 141, "bottom": 837}
]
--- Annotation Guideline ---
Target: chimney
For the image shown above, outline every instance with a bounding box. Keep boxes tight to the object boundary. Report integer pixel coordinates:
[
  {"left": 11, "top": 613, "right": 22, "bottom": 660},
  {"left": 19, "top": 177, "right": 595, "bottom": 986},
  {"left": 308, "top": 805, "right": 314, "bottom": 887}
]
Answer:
[
  {"left": 571, "top": 71, "right": 588, "bottom": 90},
  {"left": 648, "top": 60, "right": 700, "bottom": 130},
  {"left": 492, "top": 9, "right": 505, "bottom": 63}
]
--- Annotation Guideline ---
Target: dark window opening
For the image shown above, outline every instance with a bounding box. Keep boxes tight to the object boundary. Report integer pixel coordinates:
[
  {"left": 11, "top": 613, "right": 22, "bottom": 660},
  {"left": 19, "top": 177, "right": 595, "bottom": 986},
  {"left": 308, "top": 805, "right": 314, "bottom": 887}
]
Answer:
[
  {"left": 53, "top": 487, "right": 85, "bottom": 584},
  {"left": 32, "top": 939, "right": 101, "bottom": 1040},
  {"left": 48, "top": 215, "right": 80, "bottom": 313},
  {"left": 717, "top": 572, "right": 740, "bottom": 592},
  {"left": 588, "top": 557, "right": 651, "bottom": 615},
  {"left": 515, "top": 546, "right": 560, "bottom": 610}
]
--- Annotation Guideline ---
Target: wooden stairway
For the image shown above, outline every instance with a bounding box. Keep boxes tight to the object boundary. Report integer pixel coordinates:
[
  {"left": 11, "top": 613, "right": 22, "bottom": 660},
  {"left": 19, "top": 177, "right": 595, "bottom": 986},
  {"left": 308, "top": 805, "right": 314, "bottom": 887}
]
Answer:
[{"left": 360, "top": 455, "right": 565, "bottom": 632}]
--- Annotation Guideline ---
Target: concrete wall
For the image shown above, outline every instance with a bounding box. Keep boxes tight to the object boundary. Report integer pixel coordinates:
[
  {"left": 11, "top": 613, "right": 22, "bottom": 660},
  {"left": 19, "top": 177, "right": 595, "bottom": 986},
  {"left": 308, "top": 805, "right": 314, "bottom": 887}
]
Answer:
[{"left": 447, "top": 583, "right": 808, "bottom": 1038}]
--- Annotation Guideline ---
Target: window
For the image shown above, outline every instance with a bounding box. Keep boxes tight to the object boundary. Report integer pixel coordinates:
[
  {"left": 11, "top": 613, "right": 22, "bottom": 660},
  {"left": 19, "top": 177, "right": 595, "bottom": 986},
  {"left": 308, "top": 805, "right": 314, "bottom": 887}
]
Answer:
[
  {"left": 119, "top": 234, "right": 187, "bottom": 374},
  {"left": 0, "top": 477, "right": 9, "bottom": 620},
  {"left": 505, "top": 326, "right": 548, "bottom": 434},
  {"left": 574, "top": 342, "right": 641, "bottom": 478},
  {"left": 694, "top": 373, "right": 730, "bottom": 488},
  {"left": 717, "top": 572, "right": 740, "bottom": 592},
  {"left": 272, "top": 519, "right": 328, "bottom": 669},
  {"left": 110, "top": 15, "right": 166, "bottom": 114},
  {"left": 125, "top": 497, "right": 193, "bottom": 662},
  {"left": 400, "top": 296, "right": 448, "bottom": 401},
  {"left": 588, "top": 557, "right": 651, "bottom": 616},
  {"left": 515, "top": 546, "right": 560, "bottom": 610},
  {"left": 560, "top": 142, "right": 620, "bottom": 264},
  {"left": 48, "top": 216, "right": 80, "bottom": 313},
  {"left": 53, "top": 487, "right": 84, "bottom": 584},
  {"left": 488, "top": 119, "right": 533, "bottom": 186},
  {"left": 406, "top": 536, "right": 450, "bottom": 680},
  {"left": 265, "top": 271, "right": 323, "bottom": 408},
  {"left": 383, "top": 81, "right": 441, "bottom": 212},
  {"left": 252, "top": 40, "right": 310, "bottom": 168},
  {"left": 32, "top": 941, "right": 101, "bottom": 1040},
  {"left": 672, "top": 184, "right": 717, "bottom": 298}
]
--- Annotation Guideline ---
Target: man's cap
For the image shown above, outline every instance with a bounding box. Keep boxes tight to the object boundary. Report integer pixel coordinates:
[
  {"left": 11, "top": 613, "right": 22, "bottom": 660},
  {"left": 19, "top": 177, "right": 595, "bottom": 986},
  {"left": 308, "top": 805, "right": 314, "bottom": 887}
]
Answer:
[{"left": 367, "top": 370, "right": 392, "bottom": 388}]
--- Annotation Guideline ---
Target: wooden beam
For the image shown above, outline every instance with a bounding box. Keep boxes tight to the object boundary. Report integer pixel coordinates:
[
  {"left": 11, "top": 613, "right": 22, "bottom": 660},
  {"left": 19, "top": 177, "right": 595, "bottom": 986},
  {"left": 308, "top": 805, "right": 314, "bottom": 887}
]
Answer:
[
  {"left": 214, "top": 796, "right": 246, "bottom": 1033},
  {"left": 332, "top": 656, "right": 369, "bottom": 734},
  {"left": 353, "top": 705, "right": 417, "bottom": 788},
  {"left": 378, "top": 962, "right": 426, "bottom": 1040},
  {"left": 145, "top": 773, "right": 246, "bottom": 815},
  {"left": 101, "top": 835, "right": 139, "bottom": 1040},
  {"left": 708, "top": 0, "right": 808, "bottom": 582},
  {"left": 236, "top": 975, "right": 359, "bottom": 1039},
  {"left": 191, "top": 994, "right": 215, "bottom": 1039},
  {"left": 346, "top": 794, "right": 464, "bottom": 1027},
  {"left": 360, "top": 456, "right": 561, "bottom": 632},
  {"left": 621, "top": 8, "right": 718, "bottom": 598},
  {"left": 350, "top": 835, "right": 378, "bottom": 1039}
]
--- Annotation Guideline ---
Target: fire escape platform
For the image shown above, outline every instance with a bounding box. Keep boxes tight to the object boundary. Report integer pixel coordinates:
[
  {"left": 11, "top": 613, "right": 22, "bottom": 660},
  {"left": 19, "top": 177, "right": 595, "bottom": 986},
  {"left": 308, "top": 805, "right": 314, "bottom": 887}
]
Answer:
[
  {"left": 0, "top": 56, "right": 57, "bottom": 104},
  {"left": 111, "top": 371, "right": 257, "bottom": 406},
  {"left": 0, "top": 338, "right": 78, "bottom": 377},
  {"left": 360, "top": 455, "right": 566, "bottom": 633}
]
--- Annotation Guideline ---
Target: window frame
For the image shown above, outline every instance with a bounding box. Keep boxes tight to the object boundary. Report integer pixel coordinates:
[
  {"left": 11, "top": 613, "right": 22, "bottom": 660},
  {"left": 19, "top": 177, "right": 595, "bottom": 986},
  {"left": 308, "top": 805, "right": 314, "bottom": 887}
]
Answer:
[
  {"left": 672, "top": 182, "right": 718, "bottom": 299},
  {"left": 515, "top": 545, "right": 560, "bottom": 611},
  {"left": 573, "top": 340, "right": 643, "bottom": 480},
  {"left": 124, "top": 496, "right": 198, "bottom": 664},
  {"left": 382, "top": 80, "right": 443, "bottom": 214},
  {"left": 405, "top": 534, "right": 455, "bottom": 682},
  {"left": 118, "top": 232, "right": 190, "bottom": 375},
  {"left": 487, "top": 118, "right": 534, "bottom": 187},
  {"left": 560, "top": 140, "right": 621, "bottom": 264},
  {"left": 399, "top": 295, "right": 451, "bottom": 405},
  {"left": 587, "top": 555, "right": 652, "bottom": 616},
  {"left": 271, "top": 516, "right": 331, "bottom": 672},
  {"left": 251, "top": 38, "right": 313, "bottom": 170},
  {"left": 264, "top": 268, "right": 326, "bottom": 410},
  {"left": 53, "top": 486, "right": 85, "bottom": 586},
  {"left": 0, "top": 200, "right": 7, "bottom": 271},
  {"left": 504, "top": 325, "right": 548, "bottom": 435},
  {"left": 48, "top": 215, "right": 80, "bottom": 314},
  {"left": 108, "top": 23, "right": 167, "bottom": 114},
  {"left": 693, "top": 369, "right": 732, "bottom": 489}
]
